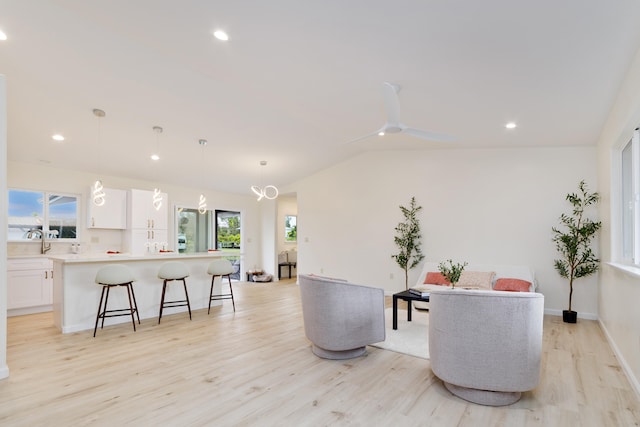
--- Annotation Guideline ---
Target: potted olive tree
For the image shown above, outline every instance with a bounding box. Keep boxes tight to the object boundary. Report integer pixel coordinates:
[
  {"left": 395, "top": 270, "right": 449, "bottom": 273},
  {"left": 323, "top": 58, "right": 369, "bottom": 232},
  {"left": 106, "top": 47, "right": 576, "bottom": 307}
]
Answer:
[
  {"left": 552, "top": 180, "right": 601, "bottom": 323},
  {"left": 392, "top": 197, "right": 425, "bottom": 289}
]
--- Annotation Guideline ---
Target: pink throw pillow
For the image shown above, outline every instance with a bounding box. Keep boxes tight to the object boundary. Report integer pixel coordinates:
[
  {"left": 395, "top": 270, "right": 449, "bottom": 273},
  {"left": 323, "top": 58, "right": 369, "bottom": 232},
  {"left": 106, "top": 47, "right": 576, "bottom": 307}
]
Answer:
[
  {"left": 424, "top": 272, "right": 450, "bottom": 285},
  {"left": 494, "top": 278, "right": 532, "bottom": 292}
]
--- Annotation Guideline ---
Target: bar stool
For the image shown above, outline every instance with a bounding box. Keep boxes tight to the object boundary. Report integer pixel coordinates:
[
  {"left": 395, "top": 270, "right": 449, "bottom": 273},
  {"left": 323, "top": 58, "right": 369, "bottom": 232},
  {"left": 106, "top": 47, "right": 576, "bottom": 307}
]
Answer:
[
  {"left": 93, "top": 264, "right": 140, "bottom": 337},
  {"left": 158, "top": 261, "right": 192, "bottom": 323},
  {"left": 207, "top": 259, "right": 236, "bottom": 313}
]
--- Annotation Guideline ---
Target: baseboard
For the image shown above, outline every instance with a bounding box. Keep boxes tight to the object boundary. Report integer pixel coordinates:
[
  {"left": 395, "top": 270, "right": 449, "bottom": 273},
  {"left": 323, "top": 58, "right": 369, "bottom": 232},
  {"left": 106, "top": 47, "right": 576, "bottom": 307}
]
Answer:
[
  {"left": 0, "top": 364, "right": 9, "bottom": 380},
  {"left": 7, "top": 305, "right": 52, "bottom": 317},
  {"left": 598, "top": 319, "right": 640, "bottom": 400},
  {"left": 543, "top": 308, "right": 598, "bottom": 320}
]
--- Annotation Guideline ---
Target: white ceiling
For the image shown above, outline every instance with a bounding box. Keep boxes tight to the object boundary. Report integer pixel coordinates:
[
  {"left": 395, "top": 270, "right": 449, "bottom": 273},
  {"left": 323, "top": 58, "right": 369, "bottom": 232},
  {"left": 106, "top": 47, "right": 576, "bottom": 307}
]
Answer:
[{"left": 2, "top": 1, "right": 640, "bottom": 195}]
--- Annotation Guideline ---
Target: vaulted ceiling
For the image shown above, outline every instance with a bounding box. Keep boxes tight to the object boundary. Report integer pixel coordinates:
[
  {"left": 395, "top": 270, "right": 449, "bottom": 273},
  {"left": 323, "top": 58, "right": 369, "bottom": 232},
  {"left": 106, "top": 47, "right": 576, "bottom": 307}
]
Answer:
[{"left": 2, "top": 1, "right": 640, "bottom": 195}]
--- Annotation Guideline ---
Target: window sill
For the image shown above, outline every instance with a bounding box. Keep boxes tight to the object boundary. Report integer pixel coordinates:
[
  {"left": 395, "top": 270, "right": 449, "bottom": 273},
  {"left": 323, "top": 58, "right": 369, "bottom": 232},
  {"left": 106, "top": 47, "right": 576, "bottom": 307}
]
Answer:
[{"left": 607, "top": 262, "right": 640, "bottom": 279}]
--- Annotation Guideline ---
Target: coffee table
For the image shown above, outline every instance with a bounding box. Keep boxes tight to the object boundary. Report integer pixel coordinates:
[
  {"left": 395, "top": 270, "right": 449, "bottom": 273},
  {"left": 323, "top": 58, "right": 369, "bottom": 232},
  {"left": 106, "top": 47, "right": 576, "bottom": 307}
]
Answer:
[{"left": 392, "top": 290, "right": 430, "bottom": 330}]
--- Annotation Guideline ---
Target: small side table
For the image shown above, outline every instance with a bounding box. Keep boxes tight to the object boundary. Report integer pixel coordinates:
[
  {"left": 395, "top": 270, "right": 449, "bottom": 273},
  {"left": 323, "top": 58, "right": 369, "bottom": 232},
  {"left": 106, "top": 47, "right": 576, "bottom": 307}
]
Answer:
[
  {"left": 278, "top": 262, "right": 297, "bottom": 279},
  {"left": 392, "top": 290, "right": 430, "bottom": 330}
]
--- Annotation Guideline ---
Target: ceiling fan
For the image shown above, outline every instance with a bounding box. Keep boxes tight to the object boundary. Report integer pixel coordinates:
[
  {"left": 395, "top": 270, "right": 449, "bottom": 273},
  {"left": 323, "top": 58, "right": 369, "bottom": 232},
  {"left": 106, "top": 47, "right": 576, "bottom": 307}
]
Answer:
[{"left": 347, "top": 82, "right": 456, "bottom": 144}]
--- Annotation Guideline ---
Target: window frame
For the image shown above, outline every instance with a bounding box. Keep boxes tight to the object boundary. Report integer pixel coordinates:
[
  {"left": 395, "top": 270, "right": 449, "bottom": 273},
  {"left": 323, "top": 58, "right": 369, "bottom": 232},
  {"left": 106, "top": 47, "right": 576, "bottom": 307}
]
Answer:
[
  {"left": 616, "top": 128, "right": 640, "bottom": 266},
  {"left": 7, "top": 188, "right": 80, "bottom": 242}
]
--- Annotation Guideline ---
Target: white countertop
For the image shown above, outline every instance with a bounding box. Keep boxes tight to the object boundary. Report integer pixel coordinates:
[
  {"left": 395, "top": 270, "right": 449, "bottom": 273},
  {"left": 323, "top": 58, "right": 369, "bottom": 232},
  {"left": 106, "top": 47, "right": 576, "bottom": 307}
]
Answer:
[{"left": 47, "top": 251, "right": 232, "bottom": 264}]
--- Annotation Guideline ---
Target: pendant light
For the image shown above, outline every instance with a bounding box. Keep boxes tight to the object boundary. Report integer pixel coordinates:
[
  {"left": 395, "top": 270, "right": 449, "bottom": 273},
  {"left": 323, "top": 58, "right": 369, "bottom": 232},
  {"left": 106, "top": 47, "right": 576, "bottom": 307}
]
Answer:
[
  {"left": 198, "top": 139, "right": 208, "bottom": 214},
  {"left": 251, "top": 160, "right": 278, "bottom": 201},
  {"left": 151, "top": 126, "right": 163, "bottom": 211},
  {"left": 92, "top": 108, "right": 106, "bottom": 206}
]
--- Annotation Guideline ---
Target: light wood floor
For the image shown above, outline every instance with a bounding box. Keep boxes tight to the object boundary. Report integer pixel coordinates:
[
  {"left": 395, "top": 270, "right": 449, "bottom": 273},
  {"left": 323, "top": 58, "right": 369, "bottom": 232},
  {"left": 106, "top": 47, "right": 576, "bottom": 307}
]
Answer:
[{"left": 0, "top": 279, "right": 638, "bottom": 426}]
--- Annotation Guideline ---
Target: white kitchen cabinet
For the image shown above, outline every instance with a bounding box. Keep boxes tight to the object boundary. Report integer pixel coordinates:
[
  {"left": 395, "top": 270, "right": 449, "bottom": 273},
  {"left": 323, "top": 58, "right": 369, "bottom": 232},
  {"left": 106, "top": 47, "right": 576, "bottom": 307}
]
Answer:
[
  {"left": 87, "top": 187, "right": 127, "bottom": 229},
  {"left": 128, "top": 189, "right": 168, "bottom": 230},
  {"left": 125, "top": 189, "right": 169, "bottom": 255},
  {"left": 7, "top": 258, "right": 53, "bottom": 315}
]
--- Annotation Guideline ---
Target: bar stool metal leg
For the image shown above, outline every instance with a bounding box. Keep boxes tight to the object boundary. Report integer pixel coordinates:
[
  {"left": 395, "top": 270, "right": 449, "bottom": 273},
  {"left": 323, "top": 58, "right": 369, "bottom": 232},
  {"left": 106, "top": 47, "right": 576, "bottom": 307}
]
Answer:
[
  {"left": 125, "top": 283, "right": 137, "bottom": 332},
  {"left": 157, "top": 262, "right": 191, "bottom": 323},
  {"left": 182, "top": 278, "right": 192, "bottom": 320},
  {"left": 93, "top": 285, "right": 108, "bottom": 337},
  {"left": 207, "top": 259, "right": 237, "bottom": 314},
  {"left": 93, "top": 264, "right": 138, "bottom": 337},
  {"left": 226, "top": 275, "right": 236, "bottom": 312}
]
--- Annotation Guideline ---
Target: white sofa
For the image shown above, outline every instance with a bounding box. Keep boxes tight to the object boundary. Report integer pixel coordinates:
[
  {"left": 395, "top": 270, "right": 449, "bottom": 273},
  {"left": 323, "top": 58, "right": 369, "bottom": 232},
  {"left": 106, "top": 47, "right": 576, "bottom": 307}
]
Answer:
[
  {"left": 415, "top": 262, "right": 536, "bottom": 291},
  {"left": 411, "top": 262, "right": 536, "bottom": 309},
  {"left": 428, "top": 288, "right": 545, "bottom": 405}
]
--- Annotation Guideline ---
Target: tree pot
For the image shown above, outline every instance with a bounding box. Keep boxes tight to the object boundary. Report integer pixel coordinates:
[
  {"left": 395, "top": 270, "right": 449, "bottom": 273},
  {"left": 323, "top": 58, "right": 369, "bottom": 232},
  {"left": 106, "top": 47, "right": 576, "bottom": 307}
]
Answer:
[{"left": 563, "top": 310, "right": 577, "bottom": 323}]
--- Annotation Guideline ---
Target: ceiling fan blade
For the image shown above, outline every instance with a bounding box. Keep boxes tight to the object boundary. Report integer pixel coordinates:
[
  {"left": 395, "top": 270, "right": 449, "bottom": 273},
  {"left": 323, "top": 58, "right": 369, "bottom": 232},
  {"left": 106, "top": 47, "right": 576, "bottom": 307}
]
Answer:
[
  {"left": 402, "top": 127, "right": 457, "bottom": 142},
  {"left": 345, "top": 130, "right": 380, "bottom": 145},
  {"left": 382, "top": 82, "right": 401, "bottom": 126}
]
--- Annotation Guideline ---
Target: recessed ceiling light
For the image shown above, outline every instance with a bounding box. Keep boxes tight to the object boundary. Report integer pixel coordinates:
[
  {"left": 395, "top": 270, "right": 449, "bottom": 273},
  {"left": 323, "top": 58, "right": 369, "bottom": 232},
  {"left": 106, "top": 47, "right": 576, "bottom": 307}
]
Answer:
[
  {"left": 150, "top": 154, "right": 160, "bottom": 161},
  {"left": 52, "top": 134, "right": 65, "bottom": 141},
  {"left": 505, "top": 122, "right": 517, "bottom": 129},
  {"left": 378, "top": 131, "right": 385, "bottom": 136},
  {"left": 0, "top": 30, "right": 7, "bottom": 41},
  {"left": 213, "top": 30, "right": 229, "bottom": 41}
]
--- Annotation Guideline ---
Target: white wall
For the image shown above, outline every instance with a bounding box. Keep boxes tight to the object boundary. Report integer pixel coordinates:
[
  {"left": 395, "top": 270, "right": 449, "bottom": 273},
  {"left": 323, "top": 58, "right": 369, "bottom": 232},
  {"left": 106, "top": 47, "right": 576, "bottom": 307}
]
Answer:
[
  {"left": 6, "top": 161, "right": 263, "bottom": 273},
  {"left": 295, "top": 146, "right": 598, "bottom": 316},
  {"left": 258, "top": 199, "right": 277, "bottom": 277},
  {"left": 0, "top": 75, "right": 9, "bottom": 379},
  {"left": 596, "top": 44, "right": 640, "bottom": 395}
]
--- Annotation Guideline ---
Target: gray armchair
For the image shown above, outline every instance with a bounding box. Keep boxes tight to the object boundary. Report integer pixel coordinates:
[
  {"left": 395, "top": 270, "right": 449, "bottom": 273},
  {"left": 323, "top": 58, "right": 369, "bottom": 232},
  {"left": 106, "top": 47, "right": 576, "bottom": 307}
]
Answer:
[
  {"left": 429, "top": 288, "right": 544, "bottom": 406},
  {"left": 298, "top": 274, "right": 385, "bottom": 359}
]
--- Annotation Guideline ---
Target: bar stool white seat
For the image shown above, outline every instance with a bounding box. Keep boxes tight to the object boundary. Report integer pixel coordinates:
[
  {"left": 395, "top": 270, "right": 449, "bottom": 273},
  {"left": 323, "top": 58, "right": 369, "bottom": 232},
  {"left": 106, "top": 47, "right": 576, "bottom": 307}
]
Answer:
[
  {"left": 207, "top": 259, "right": 236, "bottom": 313},
  {"left": 158, "top": 261, "right": 192, "bottom": 323},
  {"left": 93, "top": 264, "right": 140, "bottom": 337}
]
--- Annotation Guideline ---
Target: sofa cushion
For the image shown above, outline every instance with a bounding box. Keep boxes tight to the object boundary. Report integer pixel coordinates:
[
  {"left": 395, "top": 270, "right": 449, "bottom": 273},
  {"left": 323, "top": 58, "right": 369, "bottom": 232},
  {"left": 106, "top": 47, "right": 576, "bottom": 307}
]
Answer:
[
  {"left": 457, "top": 271, "right": 495, "bottom": 289},
  {"left": 424, "top": 271, "right": 451, "bottom": 285},
  {"left": 494, "top": 278, "right": 532, "bottom": 292}
]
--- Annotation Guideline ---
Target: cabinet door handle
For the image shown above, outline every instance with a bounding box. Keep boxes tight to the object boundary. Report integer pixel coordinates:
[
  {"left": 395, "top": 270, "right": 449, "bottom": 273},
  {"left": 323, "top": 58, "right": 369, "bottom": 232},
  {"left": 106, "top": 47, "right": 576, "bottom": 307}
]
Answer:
[
  {"left": 50, "top": 270, "right": 53, "bottom": 279},
  {"left": 91, "top": 217, "right": 95, "bottom": 227},
  {"left": 45, "top": 271, "right": 48, "bottom": 279},
  {"left": 152, "top": 230, "right": 155, "bottom": 239},
  {"left": 151, "top": 219, "right": 155, "bottom": 229}
]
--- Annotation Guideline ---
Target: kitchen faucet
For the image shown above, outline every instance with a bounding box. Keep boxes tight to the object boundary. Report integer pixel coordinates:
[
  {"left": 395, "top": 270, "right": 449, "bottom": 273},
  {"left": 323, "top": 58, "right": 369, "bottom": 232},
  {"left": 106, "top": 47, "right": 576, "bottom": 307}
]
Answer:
[{"left": 25, "top": 229, "right": 51, "bottom": 254}]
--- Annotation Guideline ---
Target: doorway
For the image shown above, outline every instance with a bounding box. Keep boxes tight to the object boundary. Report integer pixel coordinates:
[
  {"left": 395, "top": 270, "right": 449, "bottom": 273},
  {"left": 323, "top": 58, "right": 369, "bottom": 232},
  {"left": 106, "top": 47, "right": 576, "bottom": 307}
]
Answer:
[{"left": 215, "top": 210, "right": 241, "bottom": 280}]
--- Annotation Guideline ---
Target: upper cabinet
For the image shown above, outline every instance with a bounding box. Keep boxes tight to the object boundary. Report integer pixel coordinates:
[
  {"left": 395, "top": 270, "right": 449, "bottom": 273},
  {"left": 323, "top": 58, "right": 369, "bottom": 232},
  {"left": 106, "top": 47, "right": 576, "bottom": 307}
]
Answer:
[
  {"left": 128, "top": 189, "right": 168, "bottom": 230},
  {"left": 124, "top": 189, "right": 169, "bottom": 255},
  {"left": 87, "top": 187, "right": 127, "bottom": 229}
]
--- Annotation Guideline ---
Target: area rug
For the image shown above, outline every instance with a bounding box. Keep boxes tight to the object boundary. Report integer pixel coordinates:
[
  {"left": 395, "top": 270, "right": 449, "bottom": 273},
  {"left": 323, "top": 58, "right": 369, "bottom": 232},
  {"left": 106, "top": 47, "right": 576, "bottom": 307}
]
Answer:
[{"left": 371, "top": 308, "right": 430, "bottom": 359}]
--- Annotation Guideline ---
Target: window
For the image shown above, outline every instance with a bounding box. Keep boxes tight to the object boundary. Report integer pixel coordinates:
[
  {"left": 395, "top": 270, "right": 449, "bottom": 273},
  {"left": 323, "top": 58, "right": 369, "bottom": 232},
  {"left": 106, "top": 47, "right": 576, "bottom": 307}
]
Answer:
[
  {"left": 285, "top": 215, "right": 297, "bottom": 242},
  {"left": 8, "top": 189, "right": 78, "bottom": 241},
  {"left": 620, "top": 128, "right": 640, "bottom": 265}
]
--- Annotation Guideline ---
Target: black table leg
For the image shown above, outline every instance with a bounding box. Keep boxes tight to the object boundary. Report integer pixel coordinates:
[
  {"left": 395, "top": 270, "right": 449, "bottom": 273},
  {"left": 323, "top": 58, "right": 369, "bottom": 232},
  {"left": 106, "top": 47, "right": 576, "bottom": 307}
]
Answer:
[
  {"left": 407, "top": 300, "right": 412, "bottom": 322},
  {"left": 393, "top": 295, "right": 398, "bottom": 330}
]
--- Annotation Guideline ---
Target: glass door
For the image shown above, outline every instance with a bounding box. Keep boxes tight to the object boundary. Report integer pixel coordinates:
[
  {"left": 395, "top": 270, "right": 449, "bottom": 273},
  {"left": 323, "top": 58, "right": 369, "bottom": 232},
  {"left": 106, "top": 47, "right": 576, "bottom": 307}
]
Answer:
[
  {"left": 215, "top": 210, "right": 241, "bottom": 280},
  {"left": 177, "top": 207, "right": 213, "bottom": 253}
]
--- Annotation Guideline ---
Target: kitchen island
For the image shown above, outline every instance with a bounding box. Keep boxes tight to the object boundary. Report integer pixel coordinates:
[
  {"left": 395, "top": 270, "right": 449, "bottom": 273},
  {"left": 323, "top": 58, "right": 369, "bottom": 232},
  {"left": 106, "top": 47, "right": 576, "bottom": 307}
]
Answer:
[{"left": 50, "top": 252, "right": 234, "bottom": 333}]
